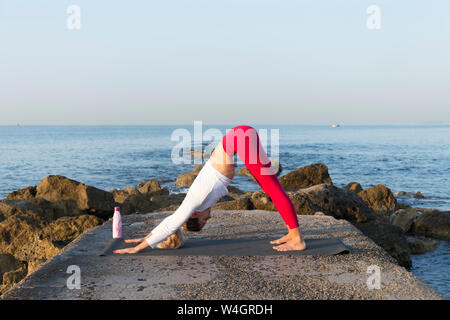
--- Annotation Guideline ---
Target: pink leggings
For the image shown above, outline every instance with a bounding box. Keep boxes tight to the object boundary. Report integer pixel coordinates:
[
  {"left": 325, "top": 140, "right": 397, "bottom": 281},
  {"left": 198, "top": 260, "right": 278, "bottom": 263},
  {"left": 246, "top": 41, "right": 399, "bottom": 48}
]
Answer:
[{"left": 222, "top": 125, "right": 299, "bottom": 229}]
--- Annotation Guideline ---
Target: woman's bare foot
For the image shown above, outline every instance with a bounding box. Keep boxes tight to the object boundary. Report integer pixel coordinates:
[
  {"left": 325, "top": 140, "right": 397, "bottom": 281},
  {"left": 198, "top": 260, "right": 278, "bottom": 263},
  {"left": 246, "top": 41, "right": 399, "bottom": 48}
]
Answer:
[
  {"left": 270, "top": 234, "right": 291, "bottom": 245},
  {"left": 270, "top": 227, "right": 306, "bottom": 251},
  {"left": 273, "top": 238, "right": 306, "bottom": 251}
]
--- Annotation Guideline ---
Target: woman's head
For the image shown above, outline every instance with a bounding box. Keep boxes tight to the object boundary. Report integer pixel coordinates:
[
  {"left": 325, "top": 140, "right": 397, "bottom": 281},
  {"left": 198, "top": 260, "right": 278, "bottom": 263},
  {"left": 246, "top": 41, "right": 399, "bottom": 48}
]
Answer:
[
  {"left": 156, "top": 229, "right": 184, "bottom": 249},
  {"left": 182, "top": 208, "right": 211, "bottom": 231}
]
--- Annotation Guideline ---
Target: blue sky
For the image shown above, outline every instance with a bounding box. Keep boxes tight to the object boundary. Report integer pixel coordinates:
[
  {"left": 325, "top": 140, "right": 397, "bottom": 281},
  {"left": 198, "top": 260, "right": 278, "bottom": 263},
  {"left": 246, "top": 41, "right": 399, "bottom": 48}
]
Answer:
[{"left": 0, "top": 0, "right": 449, "bottom": 125}]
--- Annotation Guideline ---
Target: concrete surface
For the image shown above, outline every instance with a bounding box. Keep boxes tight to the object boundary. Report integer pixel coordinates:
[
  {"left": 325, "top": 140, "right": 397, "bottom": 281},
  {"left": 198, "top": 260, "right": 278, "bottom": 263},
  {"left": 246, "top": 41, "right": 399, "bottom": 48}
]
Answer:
[{"left": 0, "top": 210, "right": 444, "bottom": 300}]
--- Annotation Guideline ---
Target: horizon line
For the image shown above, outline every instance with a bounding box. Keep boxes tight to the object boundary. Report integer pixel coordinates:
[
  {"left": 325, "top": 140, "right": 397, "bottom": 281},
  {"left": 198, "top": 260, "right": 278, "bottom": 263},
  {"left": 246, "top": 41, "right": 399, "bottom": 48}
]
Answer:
[{"left": 1, "top": 122, "right": 449, "bottom": 127}]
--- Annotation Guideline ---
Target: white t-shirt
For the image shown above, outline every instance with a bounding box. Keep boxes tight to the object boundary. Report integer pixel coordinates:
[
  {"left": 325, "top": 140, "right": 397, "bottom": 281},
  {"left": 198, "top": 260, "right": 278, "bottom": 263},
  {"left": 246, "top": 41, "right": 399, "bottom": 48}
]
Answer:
[{"left": 146, "top": 159, "right": 231, "bottom": 248}]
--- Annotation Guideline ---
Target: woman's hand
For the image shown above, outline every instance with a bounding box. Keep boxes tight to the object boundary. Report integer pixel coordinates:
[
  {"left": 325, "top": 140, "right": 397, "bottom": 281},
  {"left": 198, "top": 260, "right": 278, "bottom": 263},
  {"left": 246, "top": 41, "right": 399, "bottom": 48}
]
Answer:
[
  {"left": 124, "top": 238, "right": 146, "bottom": 244},
  {"left": 114, "top": 246, "right": 140, "bottom": 254},
  {"left": 114, "top": 236, "right": 151, "bottom": 254}
]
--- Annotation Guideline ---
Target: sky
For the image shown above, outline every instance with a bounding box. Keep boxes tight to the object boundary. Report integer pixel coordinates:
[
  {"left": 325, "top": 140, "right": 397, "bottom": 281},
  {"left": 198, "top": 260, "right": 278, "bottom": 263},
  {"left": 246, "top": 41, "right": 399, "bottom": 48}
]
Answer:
[{"left": 0, "top": 0, "right": 449, "bottom": 125}]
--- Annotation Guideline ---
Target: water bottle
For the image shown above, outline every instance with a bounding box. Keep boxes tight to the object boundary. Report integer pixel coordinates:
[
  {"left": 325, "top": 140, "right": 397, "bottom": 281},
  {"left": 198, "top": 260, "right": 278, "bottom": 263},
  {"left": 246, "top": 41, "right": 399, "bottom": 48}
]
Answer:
[{"left": 112, "top": 206, "right": 122, "bottom": 238}]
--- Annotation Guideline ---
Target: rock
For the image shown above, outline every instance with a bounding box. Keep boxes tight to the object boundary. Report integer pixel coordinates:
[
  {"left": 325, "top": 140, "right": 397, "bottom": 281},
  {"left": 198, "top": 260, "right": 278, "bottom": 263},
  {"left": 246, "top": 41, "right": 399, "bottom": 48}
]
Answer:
[
  {"left": 0, "top": 198, "right": 84, "bottom": 222},
  {"left": 138, "top": 180, "right": 162, "bottom": 194},
  {"left": 123, "top": 187, "right": 139, "bottom": 195},
  {"left": 213, "top": 194, "right": 255, "bottom": 210},
  {"left": 43, "top": 215, "right": 103, "bottom": 247},
  {"left": 394, "top": 191, "right": 411, "bottom": 197},
  {"left": 0, "top": 209, "right": 102, "bottom": 272},
  {"left": 0, "top": 254, "right": 27, "bottom": 294},
  {"left": 395, "top": 191, "right": 427, "bottom": 199},
  {"left": 355, "top": 221, "right": 411, "bottom": 268},
  {"left": 36, "top": 175, "right": 115, "bottom": 219},
  {"left": 411, "top": 211, "right": 450, "bottom": 240},
  {"left": 136, "top": 181, "right": 145, "bottom": 188},
  {"left": 358, "top": 184, "right": 397, "bottom": 215},
  {"left": 290, "top": 184, "right": 376, "bottom": 223},
  {"left": 236, "top": 167, "right": 252, "bottom": 178},
  {"left": 396, "top": 203, "right": 412, "bottom": 210},
  {"left": 119, "top": 194, "right": 160, "bottom": 215},
  {"left": 0, "top": 188, "right": 106, "bottom": 294},
  {"left": 158, "top": 204, "right": 181, "bottom": 212},
  {"left": 175, "top": 168, "right": 201, "bottom": 187},
  {"left": 155, "top": 229, "right": 184, "bottom": 249},
  {"left": 111, "top": 186, "right": 154, "bottom": 204},
  {"left": 344, "top": 182, "right": 363, "bottom": 193},
  {"left": 110, "top": 189, "right": 131, "bottom": 204},
  {"left": 45, "top": 199, "right": 86, "bottom": 219},
  {"left": 6, "top": 186, "right": 37, "bottom": 200},
  {"left": 413, "top": 208, "right": 436, "bottom": 215},
  {"left": 279, "top": 163, "right": 332, "bottom": 190},
  {"left": 0, "top": 201, "right": 23, "bottom": 223},
  {"left": 251, "top": 191, "right": 276, "bottom": 211},
  {"left": 251, "top": 184, "right": 376, "bottom": 224},
  {"left": 216, "top": 195, "right": 236, "bottom": 203},
  {"left": 188, "top": 147, "right": 212, "bottom": 160},
  {"left": 227, "top": 185, "right": 244, "bottom": 194},
  {"left": 191, "top": 166, "right": 203, "bottom": 174},
  {"left": 0, "top": 211, "right": 60, "bottom": 270},
  {"left": 314, "top": 211, "right": 325, "bottom": 216},
  {"left": 1, "top": 264, "right": 27, "bottom": 294},
  {"left": 0, "top": 206, "right": 104, "bottom": 282},
  {"left": 148, "top": 188, "right": 171, "bottom": 197},
  {"left": 391, "top": 208, "right": 417, "bottom": 232},
  {"left": 227, "top": 185, "right": 245, "bottom": 199},
  {"left": 407, "top": 236, "right": 440, "bottom": 254},
  {"left": 237, "top": 161, "right": 282, "bottom": 180},
  {"left": 149, "top": 193, "right": 184, "bottom": 212},
  {"left": 413, "top": 192, "right": 426, "bottom": 199},
  {"left": 389, "top": 213, "right": 396, "bottom": 224},
  {"left": 0, "top": 254, "right": 23, "bottom": 283}
]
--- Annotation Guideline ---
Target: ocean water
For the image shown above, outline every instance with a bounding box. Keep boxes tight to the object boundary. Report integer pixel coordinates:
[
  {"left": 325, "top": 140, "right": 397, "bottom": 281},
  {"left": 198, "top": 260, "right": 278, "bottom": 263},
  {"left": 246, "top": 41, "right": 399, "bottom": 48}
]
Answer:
[{"left": 0, "top": 124, "right": 449, "bottom": 298}]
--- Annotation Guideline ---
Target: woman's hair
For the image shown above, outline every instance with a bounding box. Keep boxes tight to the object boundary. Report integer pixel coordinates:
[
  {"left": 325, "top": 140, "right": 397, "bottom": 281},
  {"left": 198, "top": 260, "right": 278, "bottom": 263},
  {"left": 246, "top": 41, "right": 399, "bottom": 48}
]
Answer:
[
  {"left": 182, "top": 217, "right": 203, "bottom": 232},
  {"left": 156, "top": 229, "right": 184, "bottom": 249}
]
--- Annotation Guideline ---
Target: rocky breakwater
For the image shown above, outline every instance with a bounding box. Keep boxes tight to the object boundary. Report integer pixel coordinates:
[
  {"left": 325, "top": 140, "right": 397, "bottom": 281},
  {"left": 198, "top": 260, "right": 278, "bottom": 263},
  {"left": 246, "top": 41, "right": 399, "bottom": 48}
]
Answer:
[
  {"left": 2, "top": 161, "right": 449, "bottom": 295},
  {"left": 206, "top": 162, "right": 449, "bottom": 268},
  {"left": 0, "top": 175, "right": 186, "bottom": 295}
]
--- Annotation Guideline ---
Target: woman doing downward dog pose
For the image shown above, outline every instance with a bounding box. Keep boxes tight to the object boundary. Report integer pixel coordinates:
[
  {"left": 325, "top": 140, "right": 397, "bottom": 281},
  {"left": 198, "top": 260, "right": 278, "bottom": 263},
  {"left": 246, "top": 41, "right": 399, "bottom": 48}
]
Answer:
[{"left": 115, "top": 125, "right": 306, "bottom": 254}]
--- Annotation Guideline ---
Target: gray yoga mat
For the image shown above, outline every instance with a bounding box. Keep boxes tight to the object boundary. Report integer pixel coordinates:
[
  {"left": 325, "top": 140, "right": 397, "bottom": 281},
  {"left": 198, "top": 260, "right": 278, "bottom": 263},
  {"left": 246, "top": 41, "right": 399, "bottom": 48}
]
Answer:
[{"left": 100, "top": 237, "right": 350, "bottom": 256}]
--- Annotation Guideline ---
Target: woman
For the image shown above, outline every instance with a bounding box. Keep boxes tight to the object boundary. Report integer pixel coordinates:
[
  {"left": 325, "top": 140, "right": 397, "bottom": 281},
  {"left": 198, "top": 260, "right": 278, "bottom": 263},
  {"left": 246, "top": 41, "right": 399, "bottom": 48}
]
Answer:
[{"left": 115, "top": 125, "right": 306, "bottom": 254}]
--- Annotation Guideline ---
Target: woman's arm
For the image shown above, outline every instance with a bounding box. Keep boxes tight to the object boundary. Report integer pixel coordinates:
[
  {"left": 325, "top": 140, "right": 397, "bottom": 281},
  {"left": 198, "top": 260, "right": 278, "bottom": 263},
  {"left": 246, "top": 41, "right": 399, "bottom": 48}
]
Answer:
[
  {"left": 114, "top": 197, "right": 198, "bottom": 254},
  {"left": 114, "top": 235, "right": 151, "bottom": 254},
  {"left": 143, "top": 199, "right": 197, "bottom": 248},
  {"left": 114, "top": 233, "right": 153, "bottom": 254},
  {"left": 114, "top": 188, "right": 199, "bottom": 254},
  {"left": 114, "top": 158, "right": 231, "bottom": 254}
]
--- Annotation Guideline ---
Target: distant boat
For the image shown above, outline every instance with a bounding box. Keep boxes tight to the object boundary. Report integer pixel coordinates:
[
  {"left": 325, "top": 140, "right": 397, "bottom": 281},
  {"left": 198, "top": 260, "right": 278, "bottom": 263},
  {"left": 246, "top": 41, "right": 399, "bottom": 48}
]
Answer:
[{"left": 331, "top": 124, "right": 340, "bottom": 128}]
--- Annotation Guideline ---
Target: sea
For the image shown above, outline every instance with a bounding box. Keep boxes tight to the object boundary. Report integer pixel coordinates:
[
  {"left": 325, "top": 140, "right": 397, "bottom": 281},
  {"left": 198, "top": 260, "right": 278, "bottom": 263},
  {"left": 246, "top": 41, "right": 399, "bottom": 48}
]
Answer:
[{"left": 0, "top": 124, "right": 449, "bottom": 298}]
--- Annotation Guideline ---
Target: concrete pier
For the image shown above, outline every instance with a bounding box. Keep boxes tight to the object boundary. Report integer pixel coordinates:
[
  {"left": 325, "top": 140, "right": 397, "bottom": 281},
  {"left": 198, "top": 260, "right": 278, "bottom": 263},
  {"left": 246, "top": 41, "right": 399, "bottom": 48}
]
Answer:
[{"left": 1, "top": 210, "right": 443, "bottom": 300}]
